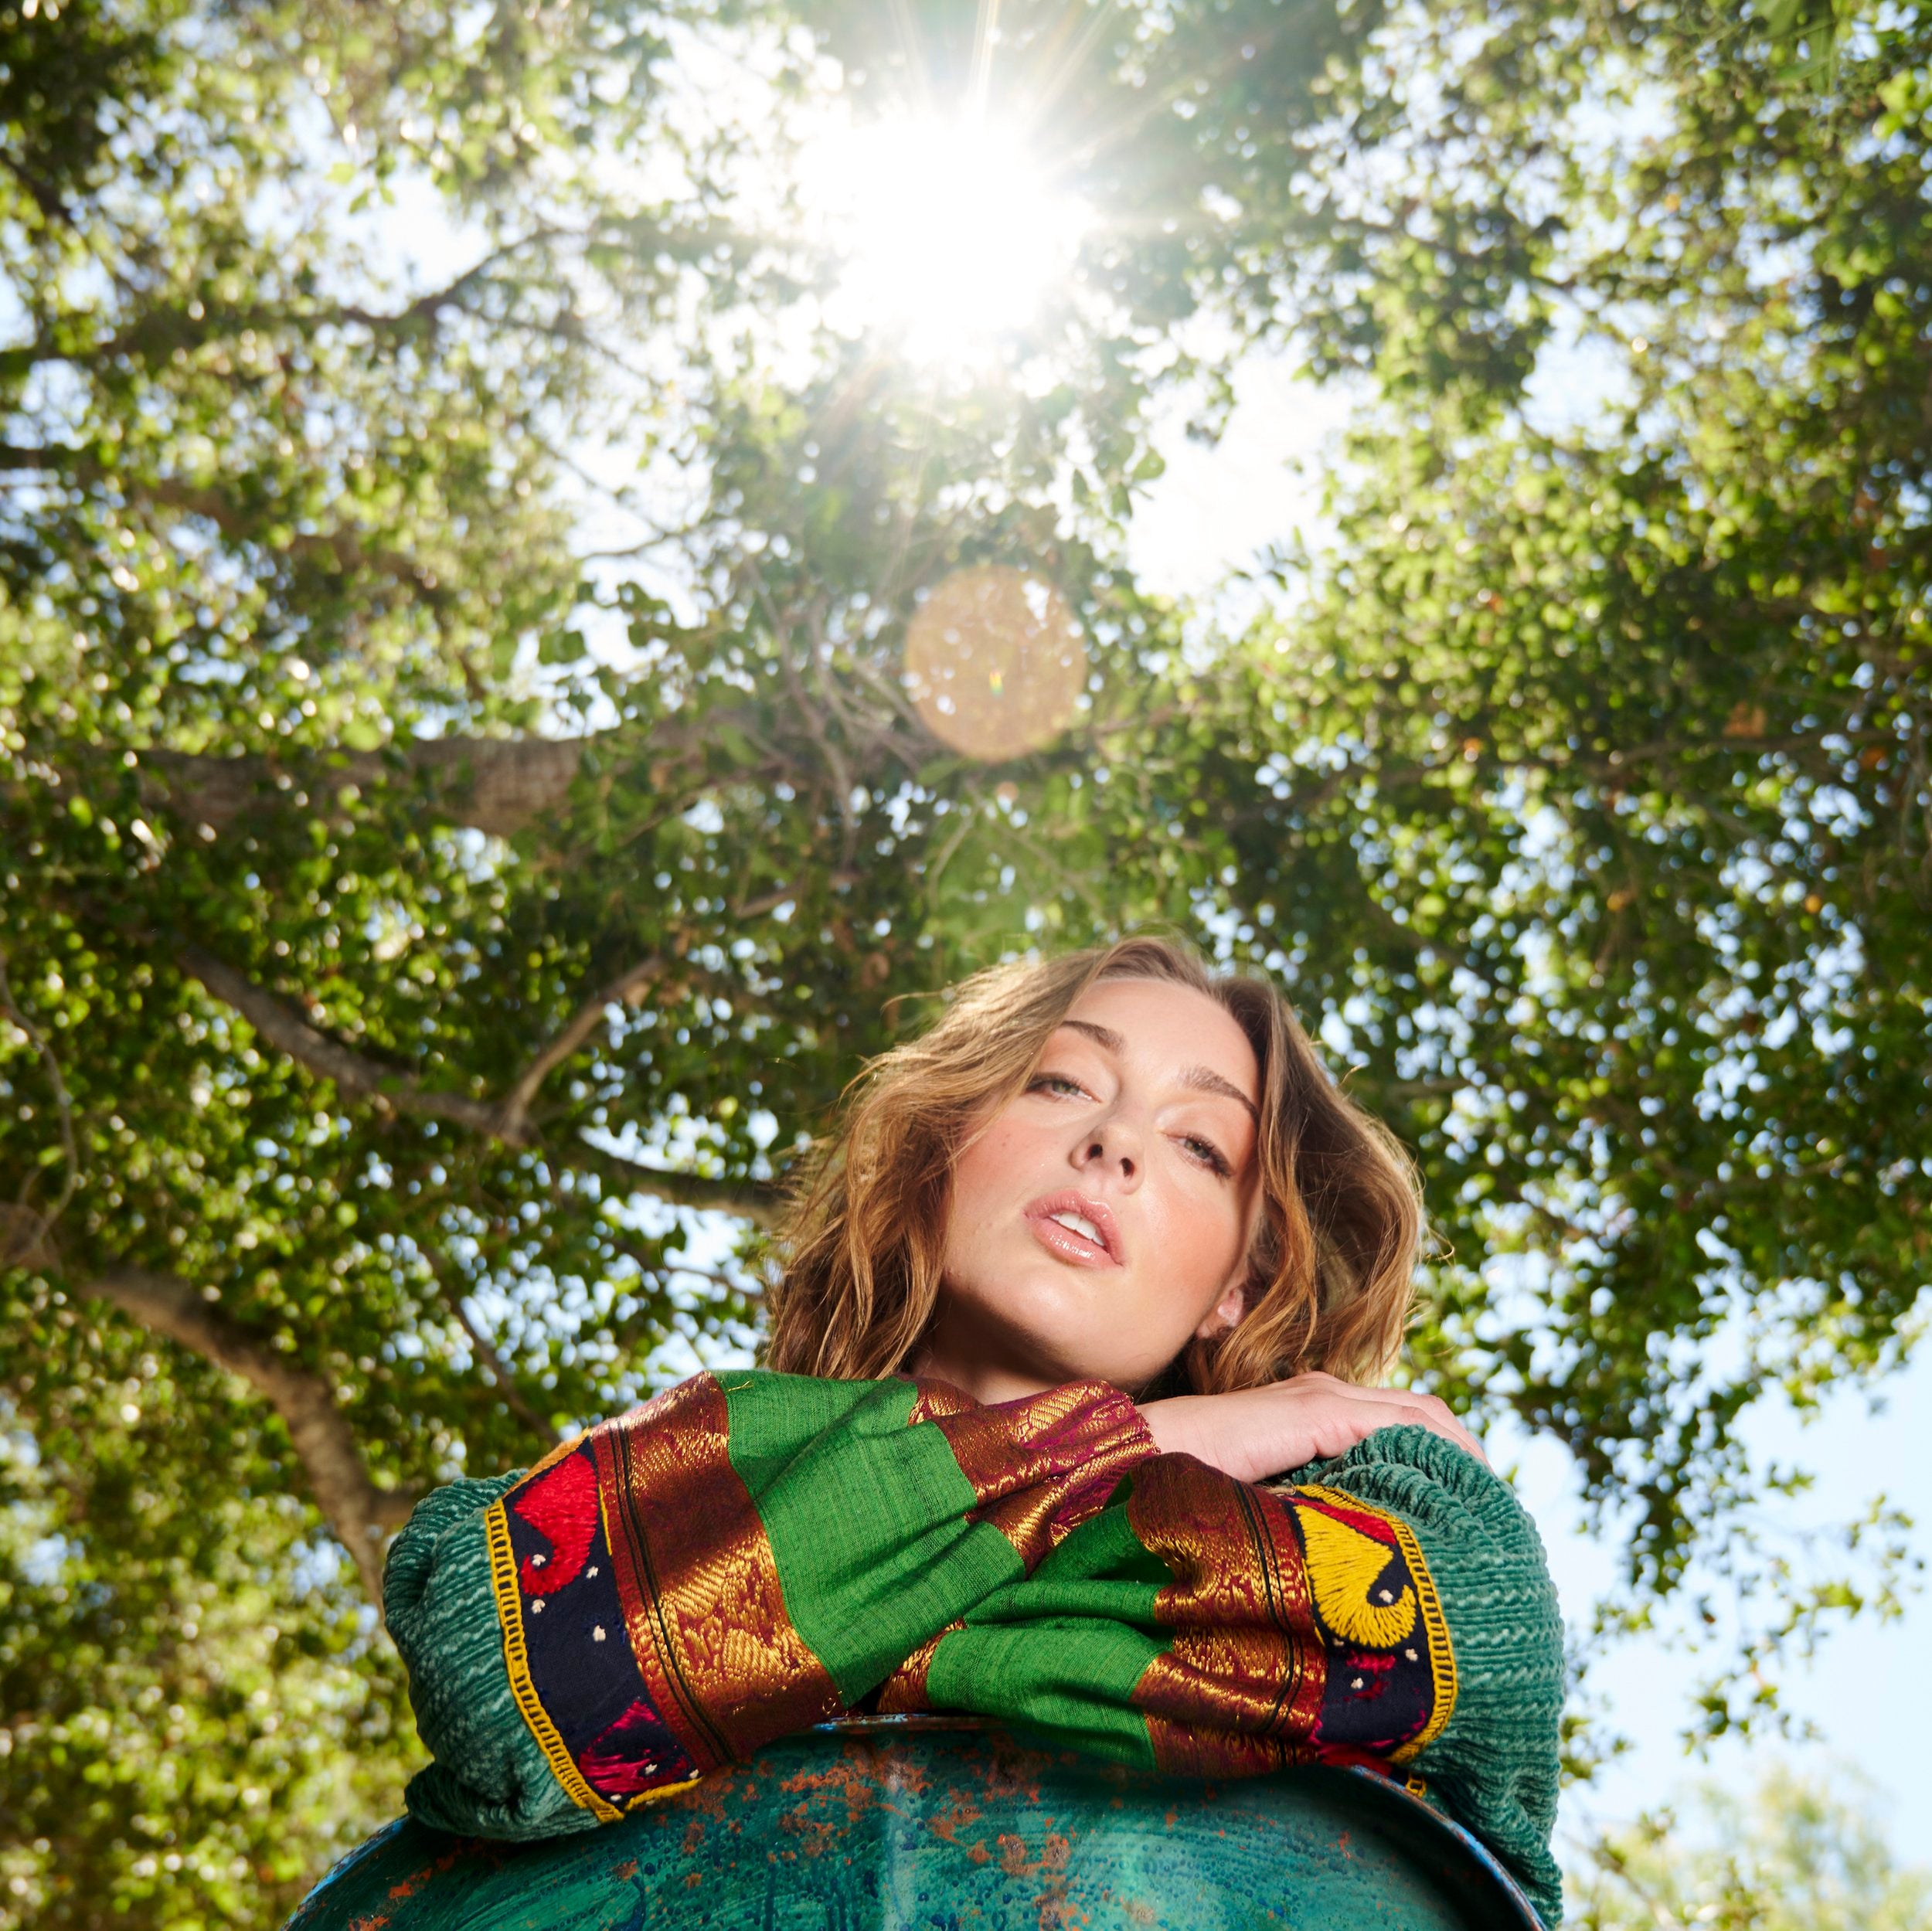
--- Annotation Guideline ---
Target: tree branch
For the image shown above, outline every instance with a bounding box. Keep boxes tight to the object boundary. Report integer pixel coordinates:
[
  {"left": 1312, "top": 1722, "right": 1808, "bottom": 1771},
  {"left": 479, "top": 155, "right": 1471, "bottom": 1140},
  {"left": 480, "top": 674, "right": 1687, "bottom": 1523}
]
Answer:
[
  {"left": 0, "top": 444, "right": 451, "bottom": 597},
  {"left": 113, "top": 687, "right": 815, "bottom": 842},
  {"left": 169, "top": 940, "right": 784, "bottom": 1225},
  {"left": 172, "top": 940, "right": 519, "bottom": 1141},
  {"left": 107, "top": 702, "right": 1849, "bottom": 856},
  {"left": 604, "top": 1233, "right": 767, "bottom": 1303},
  {"left": 0, "top": 441, "right": 67, "bottom": 471},
  {"left": 573, "top": 1137, "right": 785, "bottom": 1227},
  {"left": 495, "top": 954, "right": 665, "bottom": 1140},
  {"left": 83, "top": 1267, "right": 414, "bottom": 1606},
  {"left": 0, "top": 941, "right": 79, "bottom": 1259},
  {"left": 0, "top": 232, "right": 565, "bottom": 376},
  {"left": 0, "top": 155, "right": 69, "bottom": 227},
  {"left": 418, "top": 1244, "right": 557, "bottom": 1449},
  {"left": 136, "top": 734, "right": 595, "bottom": 838}
]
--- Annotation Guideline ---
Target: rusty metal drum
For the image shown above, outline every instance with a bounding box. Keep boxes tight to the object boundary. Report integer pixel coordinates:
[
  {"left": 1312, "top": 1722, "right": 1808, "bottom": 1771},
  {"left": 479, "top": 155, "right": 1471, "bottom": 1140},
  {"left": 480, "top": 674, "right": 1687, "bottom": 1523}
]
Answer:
[{"left": 284, "top": 1722, "right": 1543, "bottom": 1931}]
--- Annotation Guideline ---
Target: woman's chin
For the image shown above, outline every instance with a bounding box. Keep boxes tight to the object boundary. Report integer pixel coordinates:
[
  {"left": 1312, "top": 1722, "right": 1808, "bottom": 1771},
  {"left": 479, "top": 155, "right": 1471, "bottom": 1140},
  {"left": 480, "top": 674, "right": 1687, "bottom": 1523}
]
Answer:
[
  {"left": 934, "top": 1260, "right": 1180, "bottom": 1393},
  {"left": 988, "top": 1311, "right": 1173, "bottom": 1395}
]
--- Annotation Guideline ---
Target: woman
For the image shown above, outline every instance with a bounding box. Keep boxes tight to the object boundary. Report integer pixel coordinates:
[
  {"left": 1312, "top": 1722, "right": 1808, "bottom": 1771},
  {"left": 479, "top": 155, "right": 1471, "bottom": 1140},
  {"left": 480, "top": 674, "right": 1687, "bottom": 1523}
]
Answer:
[{"left": 386, "top": 937, "right": 1564, "bottom": 1924}]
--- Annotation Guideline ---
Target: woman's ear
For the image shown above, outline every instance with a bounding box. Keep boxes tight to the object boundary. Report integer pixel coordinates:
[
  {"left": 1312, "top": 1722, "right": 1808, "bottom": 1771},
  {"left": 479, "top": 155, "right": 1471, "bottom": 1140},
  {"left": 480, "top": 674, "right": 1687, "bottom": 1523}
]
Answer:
[{"left": 1195, "top": 1280, "right": 1245, "bottom": 1340}]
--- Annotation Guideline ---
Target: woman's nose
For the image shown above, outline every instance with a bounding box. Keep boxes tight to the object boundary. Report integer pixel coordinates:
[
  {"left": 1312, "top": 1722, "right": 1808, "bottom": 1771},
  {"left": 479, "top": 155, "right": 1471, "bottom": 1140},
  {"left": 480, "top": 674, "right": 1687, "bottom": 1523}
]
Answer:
[{"left": 1073, "top": 1120, "right": 1141, "bottom": 1186}]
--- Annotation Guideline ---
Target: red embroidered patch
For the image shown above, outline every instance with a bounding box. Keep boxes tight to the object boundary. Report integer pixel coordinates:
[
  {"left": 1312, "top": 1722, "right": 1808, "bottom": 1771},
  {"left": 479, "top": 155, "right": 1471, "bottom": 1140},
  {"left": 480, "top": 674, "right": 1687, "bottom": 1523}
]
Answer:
[
  {"left": 579, "top": 1698, "right": 691, "bottom": 1797},
  {"left": 512, "top": 1449, "right": 600, "bottom": 1596}
]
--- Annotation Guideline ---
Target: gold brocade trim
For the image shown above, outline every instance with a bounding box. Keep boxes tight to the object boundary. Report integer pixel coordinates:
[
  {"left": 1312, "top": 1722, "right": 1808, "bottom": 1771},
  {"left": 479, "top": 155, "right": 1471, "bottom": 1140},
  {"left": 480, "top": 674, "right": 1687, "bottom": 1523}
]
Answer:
[
  {"left": 526, "top": 1428, "right": 590, "bottom": 1480},
  {"left": 1131, "top": 1459, "right": 1328, "bottom": 1776},
  {"left": 873, "top": 1620, "right": 961, "bottom": 1715},
  {"left": 590, "top": 1484, "right": 705, "bottom": 1816},
  {"left": 482, "top": 1497, "right": 621, "bottom": 1824},
  {"left": 905, "top": 1379, "right": 978, "bottom": 1426},
  {"left": 929, "top": 1380, "right": 1156, "bottom": 1567},
  {"left": 597, "top": 1374, "right": 842, "bottom": 1770},
  {"left": 1299, "top": 1484, "right": 1458, "bottom": 1759}
]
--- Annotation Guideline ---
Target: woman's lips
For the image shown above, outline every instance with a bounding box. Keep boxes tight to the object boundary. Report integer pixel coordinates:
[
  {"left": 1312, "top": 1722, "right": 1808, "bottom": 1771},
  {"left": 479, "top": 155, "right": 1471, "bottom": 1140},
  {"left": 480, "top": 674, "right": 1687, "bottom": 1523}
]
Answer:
[{"left": 1022, "top": 1192, "right": 1124, "bottom": 1268}]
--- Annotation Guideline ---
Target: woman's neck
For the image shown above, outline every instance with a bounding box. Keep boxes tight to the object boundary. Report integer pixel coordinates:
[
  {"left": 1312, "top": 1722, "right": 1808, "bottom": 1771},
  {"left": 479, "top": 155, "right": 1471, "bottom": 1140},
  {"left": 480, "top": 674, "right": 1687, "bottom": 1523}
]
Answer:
[{"left": 908, "top": 1325, "right": 1066, "bottom": 1407}]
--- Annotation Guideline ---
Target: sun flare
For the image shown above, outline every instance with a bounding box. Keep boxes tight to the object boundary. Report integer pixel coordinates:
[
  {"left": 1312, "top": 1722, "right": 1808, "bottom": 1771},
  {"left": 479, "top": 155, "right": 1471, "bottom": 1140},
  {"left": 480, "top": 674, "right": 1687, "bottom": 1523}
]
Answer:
[{"left": 807, "top": 115, "right": 1088, "bottom": 364}]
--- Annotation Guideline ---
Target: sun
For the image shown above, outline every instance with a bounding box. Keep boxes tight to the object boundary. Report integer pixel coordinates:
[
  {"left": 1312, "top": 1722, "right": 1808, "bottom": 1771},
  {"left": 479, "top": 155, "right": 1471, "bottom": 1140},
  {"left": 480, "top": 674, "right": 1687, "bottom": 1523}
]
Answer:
[{"left": 804, "top": 114, "right": 1089, "bottom": 365}]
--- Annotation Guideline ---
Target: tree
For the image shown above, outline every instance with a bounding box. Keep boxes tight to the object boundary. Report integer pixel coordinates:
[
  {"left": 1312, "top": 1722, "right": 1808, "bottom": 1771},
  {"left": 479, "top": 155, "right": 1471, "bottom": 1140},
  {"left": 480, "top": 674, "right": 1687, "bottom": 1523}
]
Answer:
[
  {"left": 1570, "top": 1766, "right": 1932, "bottom": 1930},
  {"left": 2, "top": 1, "right": 1928, "bottom": 1925},
  {"left": 1225, "top": 0, "right": 1932, "bottom": 1729}
]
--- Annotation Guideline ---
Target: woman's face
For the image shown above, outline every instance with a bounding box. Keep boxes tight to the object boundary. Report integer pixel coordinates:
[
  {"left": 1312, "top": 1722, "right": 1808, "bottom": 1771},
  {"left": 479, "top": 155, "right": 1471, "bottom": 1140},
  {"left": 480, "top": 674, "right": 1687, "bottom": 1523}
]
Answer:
[{"left": 921, "top": 976, "right": 1264, "bottom": 1402}]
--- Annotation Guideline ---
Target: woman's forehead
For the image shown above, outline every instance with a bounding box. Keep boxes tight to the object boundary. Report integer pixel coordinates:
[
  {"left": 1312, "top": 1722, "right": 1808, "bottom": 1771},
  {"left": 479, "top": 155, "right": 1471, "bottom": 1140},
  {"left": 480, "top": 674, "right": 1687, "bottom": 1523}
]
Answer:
[{"left": 1057, "top": 977, "right": 1260, "bottom": 1107}]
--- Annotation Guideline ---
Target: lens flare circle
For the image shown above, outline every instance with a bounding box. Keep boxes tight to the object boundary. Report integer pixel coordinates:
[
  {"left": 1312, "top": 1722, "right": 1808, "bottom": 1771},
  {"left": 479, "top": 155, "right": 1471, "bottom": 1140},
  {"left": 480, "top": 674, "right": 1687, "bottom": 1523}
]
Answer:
[{"left": 904, "top": 566, "right": 1087, "bottom": 761}]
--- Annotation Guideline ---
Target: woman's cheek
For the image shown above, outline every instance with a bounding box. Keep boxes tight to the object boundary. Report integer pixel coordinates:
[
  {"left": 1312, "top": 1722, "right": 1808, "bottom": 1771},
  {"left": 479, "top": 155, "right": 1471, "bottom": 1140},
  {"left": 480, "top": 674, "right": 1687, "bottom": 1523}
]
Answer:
[
  {"left": 965, "top": 1114, "right": 1046, "bottom": 1192},
  {"left": 1158, "top": 1175, "right": 1247, "bottom": 1309}
]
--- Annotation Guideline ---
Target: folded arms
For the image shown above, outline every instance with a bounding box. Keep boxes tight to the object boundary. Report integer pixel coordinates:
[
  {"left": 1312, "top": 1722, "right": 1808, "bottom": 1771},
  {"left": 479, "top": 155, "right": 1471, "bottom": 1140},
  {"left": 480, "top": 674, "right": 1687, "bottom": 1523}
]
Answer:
[{"left": 386, "top": 1372, "right": 1563, "bottom": 1925}]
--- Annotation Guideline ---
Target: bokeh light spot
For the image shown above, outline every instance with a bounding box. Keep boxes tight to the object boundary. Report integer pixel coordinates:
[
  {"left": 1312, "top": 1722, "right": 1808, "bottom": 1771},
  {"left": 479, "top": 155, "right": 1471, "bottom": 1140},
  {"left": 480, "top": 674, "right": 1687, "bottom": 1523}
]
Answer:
[{"left": 904, "top": 566, "right": 1087, "bottom": 761}]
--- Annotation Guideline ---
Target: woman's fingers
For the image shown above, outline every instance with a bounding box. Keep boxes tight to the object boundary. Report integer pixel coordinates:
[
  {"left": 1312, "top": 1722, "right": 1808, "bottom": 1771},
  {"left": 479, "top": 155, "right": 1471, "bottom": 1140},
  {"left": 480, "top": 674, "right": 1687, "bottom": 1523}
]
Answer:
[
  {"left": 1142, "top": 1379, "right": 1491, "bottom": 1484},
  {"left": 1270, "top": 1376, "right": 1488, "bottom": 1467},
  {"left": 1325, "top": 1382, "right": 1489, "bottom": 1465},
  {"left": 1369, "top": 1399, "right": 1488, "bottom": 1466}
]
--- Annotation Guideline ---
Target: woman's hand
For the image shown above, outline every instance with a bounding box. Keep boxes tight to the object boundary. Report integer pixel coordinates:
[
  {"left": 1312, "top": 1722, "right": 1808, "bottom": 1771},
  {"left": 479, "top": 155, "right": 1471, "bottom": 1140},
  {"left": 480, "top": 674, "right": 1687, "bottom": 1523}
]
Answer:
[{"left": 1138, "top": 1373, "right": 1489, "bottom": 1486}]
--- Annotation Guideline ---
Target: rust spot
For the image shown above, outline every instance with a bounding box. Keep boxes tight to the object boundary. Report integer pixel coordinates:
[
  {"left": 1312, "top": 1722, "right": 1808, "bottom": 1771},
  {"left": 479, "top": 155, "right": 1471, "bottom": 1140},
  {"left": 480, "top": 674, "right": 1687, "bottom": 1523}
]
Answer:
[
  {"left": 968, "top": 1841, "right": 992, "bottom": 1865},
  {"left": 996, "top": 1822, "right": 1081, "bottom": 1919},
  {"left": 774, "top": 1797, "right": 845, "bottom": 1861},
  {"left": 682, "top": 1871, "right": 702, "bottom": 1889},
  {"left": 386, "top": 1849, "right": 464, "bottom": 1902},
  {"left": 1032, "top": 1880, "right": 1085, "bottom": 1929},
  {"left": 681, "top": 1817, "right": 706, "bottom": 1856},
  {"left": 778, "top": 1750, "right": 882, "bottom": 1826},
  {"left": 346, "top": 1916, "right": 389, "bottom": 1931},
  {"left": 612, "top": 1858, "right": 639, "bottom": 1882},
  {"left": 679, "top": 1777, "right": 734, "bottom": 1822},
  {"left": 1163, "top": 1808, "right": 1178, "bottom": 1830},
  {"left": 927, "top": 1798, "right": 984, "bottom": 1845}
]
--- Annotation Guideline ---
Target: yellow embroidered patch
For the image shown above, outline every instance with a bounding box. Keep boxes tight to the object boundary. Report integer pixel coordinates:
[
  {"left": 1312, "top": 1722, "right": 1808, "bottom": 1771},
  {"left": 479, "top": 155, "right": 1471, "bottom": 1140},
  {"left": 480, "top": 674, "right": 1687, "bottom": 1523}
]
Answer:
[{"left": 1296, "top": 1504, "right": 1420, "bottom": 1649}]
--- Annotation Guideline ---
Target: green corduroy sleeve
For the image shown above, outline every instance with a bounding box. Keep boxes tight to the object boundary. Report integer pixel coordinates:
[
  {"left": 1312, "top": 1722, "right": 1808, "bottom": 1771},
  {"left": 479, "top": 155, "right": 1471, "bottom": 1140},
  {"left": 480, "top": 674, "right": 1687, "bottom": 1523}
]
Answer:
[{"left": 1290, "top": 1425, "right": 1566, "bottom": 1928}]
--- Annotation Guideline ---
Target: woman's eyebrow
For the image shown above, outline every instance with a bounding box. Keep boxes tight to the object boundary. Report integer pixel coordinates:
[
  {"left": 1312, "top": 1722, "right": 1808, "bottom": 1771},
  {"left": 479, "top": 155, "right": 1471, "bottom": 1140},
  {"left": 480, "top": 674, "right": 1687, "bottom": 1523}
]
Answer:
[
  {"left": 1061, "top": 1018, "right": 1125, "bottom": 1052},
  {"left": 1060, "top": 1020, "right": 1259, "bottom": 1123},
  {"left": 1181, "top": 1065, "right": 1260, "bottom": 1124}
]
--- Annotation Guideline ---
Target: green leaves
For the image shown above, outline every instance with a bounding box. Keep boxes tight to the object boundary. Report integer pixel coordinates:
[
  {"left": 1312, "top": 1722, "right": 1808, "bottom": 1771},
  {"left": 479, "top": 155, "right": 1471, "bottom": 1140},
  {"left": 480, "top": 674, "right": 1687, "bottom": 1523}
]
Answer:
[
  {"left": 4, "top": 0, "right": 1931, "bottom": 1919},
  {"left": 1569, "top": 1766, "right": 1932, "bottom": 1929}
]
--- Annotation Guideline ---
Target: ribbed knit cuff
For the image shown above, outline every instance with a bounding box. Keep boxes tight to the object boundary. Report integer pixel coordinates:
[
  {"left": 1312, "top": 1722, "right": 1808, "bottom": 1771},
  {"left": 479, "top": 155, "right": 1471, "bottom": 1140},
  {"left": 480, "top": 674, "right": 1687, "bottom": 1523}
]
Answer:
[
  {"left": 1291, "top": 1425, "right": 1565, "bottom": 1927},
  {"left": 385, "top": 1470, "right": 602, "bottom": 1841}
]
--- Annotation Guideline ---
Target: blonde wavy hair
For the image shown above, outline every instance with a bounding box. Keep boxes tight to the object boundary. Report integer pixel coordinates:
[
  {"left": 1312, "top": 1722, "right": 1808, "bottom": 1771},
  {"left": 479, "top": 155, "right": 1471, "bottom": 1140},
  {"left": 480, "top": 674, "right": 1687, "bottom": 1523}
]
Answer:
[{"left": 765, "top": 937, "right": 1422, "bottom": 1393}]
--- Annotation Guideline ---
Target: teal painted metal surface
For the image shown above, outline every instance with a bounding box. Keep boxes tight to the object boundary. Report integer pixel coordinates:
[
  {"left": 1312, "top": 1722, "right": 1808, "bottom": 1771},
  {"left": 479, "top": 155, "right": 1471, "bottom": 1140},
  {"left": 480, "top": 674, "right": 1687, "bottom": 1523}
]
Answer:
[{"left": 287, "top": 1722, "right": 1543, "bottom": 1931}]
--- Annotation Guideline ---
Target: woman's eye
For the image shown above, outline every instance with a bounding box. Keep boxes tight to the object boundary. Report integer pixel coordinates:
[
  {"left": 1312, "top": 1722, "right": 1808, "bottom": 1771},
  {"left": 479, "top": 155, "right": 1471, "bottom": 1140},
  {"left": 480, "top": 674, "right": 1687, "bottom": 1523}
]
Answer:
[
  {"left": 1029, "top": 1073, "right": 1088, "bottom": 1099},
  {"left": 1179, "top": 1135, "right": 1233, "bottom": 1178}
]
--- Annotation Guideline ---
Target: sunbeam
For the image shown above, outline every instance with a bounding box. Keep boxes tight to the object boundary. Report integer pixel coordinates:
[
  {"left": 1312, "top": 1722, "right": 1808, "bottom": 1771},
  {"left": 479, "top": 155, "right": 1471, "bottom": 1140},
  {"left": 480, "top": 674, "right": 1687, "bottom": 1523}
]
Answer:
[{"left": 805, "top": 112, "right": 1089, "bottom": 365}]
